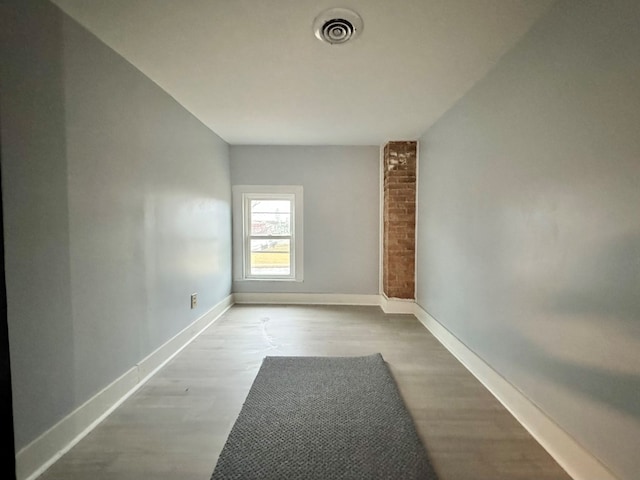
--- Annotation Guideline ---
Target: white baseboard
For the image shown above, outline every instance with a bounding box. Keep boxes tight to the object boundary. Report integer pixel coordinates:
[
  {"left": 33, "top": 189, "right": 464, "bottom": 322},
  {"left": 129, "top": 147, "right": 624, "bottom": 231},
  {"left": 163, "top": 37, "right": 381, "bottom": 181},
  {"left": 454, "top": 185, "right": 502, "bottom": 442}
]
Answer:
[
  {"left": 233, "top": 292, "right": 381, "bottom": 306},
  {"left": 16, "top": 294, "right": 234, "bottom": 480},
  {"left": 379, "top": 295, "right": 416, "bottom": 314},
  {"left": 233, "top": 292, "right": 419, "bottom": 315},
  {"left": 412, "top": 304, "right": 618, "bottom": 480}
]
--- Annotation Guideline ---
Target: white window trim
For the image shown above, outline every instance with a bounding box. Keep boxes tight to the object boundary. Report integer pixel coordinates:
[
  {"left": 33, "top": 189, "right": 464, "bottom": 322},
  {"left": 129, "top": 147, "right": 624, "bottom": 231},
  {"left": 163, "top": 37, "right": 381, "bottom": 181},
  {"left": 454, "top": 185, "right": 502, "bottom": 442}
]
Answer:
[{"left": 232, "top": 185, "right": 304, "bottom": 282}]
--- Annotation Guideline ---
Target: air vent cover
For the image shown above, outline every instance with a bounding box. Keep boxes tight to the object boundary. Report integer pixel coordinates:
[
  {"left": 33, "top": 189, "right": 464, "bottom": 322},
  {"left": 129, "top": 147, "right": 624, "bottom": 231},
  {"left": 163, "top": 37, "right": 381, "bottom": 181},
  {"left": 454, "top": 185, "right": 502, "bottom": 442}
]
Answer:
[{"left": 313, "top": 8, "right": 363, "bottom": 45}]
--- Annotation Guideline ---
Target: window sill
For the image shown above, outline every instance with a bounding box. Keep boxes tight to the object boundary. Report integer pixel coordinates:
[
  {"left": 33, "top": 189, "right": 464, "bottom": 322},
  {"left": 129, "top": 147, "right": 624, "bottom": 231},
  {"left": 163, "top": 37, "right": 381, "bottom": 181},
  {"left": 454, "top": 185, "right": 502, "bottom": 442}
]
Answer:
[{"left": 235, "top": 277, "right": 303, "bottom": 282}]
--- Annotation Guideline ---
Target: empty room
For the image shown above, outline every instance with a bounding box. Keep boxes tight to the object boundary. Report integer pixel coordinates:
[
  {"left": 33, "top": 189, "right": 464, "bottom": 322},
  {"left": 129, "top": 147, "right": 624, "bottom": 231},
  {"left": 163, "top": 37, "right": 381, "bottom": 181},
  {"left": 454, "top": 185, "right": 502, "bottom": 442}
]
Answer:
[{"left": 1, "top": 1, "right": 638, "bottom": 479}]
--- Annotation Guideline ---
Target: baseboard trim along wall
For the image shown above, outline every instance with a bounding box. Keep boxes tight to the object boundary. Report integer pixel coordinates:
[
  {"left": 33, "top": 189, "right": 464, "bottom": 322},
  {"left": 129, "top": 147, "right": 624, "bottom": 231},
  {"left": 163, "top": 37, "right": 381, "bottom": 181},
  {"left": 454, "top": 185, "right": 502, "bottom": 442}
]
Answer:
[
  {"left": 16, "top": 294, "right": 234, "bottom": 480},
  {"left": 233, "top": 292, "right": 382, "bottom": 307},
  {"left": 379, "top": 294, "right": 416, "bottom": 314},
  {"left": 233, "top": 292, "right": 419, "bottom": 316},
  {"left": 412, "top": 304, "right": 618, "bottom": 480}
]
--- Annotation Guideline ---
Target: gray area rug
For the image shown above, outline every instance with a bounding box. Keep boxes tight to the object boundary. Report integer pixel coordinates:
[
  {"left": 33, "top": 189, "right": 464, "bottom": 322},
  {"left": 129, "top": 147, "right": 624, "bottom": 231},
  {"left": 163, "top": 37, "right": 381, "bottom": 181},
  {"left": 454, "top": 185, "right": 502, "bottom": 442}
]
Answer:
[{"left": 211, "top": 353, "right": 438, "bottom": 479}]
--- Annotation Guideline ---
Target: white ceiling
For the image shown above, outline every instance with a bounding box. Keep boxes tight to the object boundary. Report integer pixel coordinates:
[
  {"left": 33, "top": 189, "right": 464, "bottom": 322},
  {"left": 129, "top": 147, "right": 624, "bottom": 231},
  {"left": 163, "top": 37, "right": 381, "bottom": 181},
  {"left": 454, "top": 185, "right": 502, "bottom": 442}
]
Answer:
[{"left": 51, "top": 0, "right": 555, "bottom": 145}]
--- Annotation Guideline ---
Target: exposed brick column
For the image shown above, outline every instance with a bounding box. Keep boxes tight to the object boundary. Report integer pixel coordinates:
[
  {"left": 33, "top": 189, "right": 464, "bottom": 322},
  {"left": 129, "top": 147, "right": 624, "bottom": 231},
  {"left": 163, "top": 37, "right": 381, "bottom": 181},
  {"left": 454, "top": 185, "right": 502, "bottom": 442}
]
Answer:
[{"left": 383, "top": 141, "right": 417, "bottom": 299}]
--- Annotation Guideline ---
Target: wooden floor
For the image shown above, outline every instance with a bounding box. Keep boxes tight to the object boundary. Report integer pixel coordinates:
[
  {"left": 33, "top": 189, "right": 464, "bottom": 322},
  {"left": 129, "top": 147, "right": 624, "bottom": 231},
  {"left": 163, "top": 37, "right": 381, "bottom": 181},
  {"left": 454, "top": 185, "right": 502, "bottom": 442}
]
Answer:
[{"left": 37, "top": 305, "right": 572, "bottom": 480}]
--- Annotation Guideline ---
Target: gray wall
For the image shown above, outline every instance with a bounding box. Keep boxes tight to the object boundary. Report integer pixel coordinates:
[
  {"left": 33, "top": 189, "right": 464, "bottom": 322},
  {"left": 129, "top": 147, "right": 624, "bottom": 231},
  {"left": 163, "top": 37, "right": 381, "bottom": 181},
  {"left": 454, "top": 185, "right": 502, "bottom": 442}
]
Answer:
[
  {"left": 1, "top": 1, "right": 232, "bottom": 450},
  {"left": 416, "top": 1, "right": 640, "bottom": 479},
  {"left": 231, "top": 146, "right": 379, "bottom": 295}
]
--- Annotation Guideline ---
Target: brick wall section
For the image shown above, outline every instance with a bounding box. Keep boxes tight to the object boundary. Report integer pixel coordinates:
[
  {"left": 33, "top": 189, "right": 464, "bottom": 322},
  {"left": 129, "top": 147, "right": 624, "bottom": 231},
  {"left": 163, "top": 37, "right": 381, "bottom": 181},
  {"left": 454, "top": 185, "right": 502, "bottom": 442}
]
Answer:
[{"left": 383, "top": 141, "right": 417, "bottom": 299}]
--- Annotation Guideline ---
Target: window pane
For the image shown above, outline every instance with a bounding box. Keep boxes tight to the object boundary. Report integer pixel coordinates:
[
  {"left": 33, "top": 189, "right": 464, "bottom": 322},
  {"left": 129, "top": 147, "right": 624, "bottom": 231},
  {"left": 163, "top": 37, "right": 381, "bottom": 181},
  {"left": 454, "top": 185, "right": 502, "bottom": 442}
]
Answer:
[
  {"left": 250, "top": 238, "right": 290, "bottom": 276},
  {"left": 250, "top": 200, "right": 291, "bottom": 235}
]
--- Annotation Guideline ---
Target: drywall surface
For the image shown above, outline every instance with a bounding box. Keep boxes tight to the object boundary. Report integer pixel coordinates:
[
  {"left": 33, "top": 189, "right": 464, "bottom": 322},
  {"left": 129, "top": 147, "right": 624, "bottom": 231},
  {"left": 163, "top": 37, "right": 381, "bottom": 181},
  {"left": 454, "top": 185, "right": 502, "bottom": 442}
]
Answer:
[
  {"left": 231, "top": 146, "right": 379, "bottom": 295},
  {"left": 416, "top": 1, "right": 640, "bottom": 478},
  {"left": 0, "top": 0, "right": 75, "bottom": 452},
  {"left": 1, "top": 0, "right": 231, "bottom": 450}
]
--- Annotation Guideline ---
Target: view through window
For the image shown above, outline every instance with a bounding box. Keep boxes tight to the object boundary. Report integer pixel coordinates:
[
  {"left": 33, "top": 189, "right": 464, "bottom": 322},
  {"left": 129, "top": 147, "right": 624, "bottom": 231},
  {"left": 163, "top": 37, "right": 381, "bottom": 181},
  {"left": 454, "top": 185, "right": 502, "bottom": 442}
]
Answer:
[{"left": 247, "top": 197, "right": 293, "bottom": 277}]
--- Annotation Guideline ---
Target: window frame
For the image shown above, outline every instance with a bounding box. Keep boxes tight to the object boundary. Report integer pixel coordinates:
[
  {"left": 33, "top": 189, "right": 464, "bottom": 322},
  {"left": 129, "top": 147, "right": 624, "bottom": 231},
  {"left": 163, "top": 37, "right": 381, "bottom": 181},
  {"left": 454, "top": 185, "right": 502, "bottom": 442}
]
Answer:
[
  {"left": 243, "top": 193, "right": 295, "bottom": 280},
  {"left": 232, "top": 185, "right": 303, "bottom": 282}
]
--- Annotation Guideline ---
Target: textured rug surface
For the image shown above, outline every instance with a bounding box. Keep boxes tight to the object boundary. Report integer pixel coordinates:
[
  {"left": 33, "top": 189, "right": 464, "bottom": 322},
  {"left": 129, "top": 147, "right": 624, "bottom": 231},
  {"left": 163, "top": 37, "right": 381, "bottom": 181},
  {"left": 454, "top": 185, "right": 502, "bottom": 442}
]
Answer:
[{"left": 211, "top": 353, "right": 438, "bottom": 479}]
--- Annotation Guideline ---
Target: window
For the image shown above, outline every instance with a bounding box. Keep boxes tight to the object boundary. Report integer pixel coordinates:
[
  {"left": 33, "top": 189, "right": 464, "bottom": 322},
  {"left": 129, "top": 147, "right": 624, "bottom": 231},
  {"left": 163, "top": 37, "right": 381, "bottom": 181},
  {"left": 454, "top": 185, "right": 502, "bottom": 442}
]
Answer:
[
  {"left": 245, "top": 195, "right": 293, "bottom": 277},
  {"left": 233, "top": 186, "right": 303, "bottom": 281}
]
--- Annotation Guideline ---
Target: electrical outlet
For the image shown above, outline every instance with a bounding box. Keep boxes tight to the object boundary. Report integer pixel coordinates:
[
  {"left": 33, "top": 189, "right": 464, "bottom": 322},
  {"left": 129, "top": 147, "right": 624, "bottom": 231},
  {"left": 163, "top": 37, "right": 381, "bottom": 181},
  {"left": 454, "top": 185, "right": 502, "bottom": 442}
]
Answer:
[{"left": 190, "top": 293, "right": 198, "bottom": 309}]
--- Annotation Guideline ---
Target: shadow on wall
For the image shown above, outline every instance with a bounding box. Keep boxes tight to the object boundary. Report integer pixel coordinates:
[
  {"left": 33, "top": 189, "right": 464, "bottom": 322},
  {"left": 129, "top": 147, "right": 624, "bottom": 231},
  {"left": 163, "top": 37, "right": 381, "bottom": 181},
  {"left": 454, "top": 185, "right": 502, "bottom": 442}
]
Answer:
[
  {"left": 534, "top": 231, "right": 640, "bottom": 418},
  {"left": 511, "top": 231, "right": 640, "bottom": 417},
  {"left": 505, "top": 325, "right": 640, "bottom": 420},
  {"left": 453, "top": 231, "right": 640, "bottom": 419},
  {"left": 548, "top": 232, "right": 640, "bottom": 325},
  {"left": 1, "top": 0, "right": 77, "bottom": 451}
]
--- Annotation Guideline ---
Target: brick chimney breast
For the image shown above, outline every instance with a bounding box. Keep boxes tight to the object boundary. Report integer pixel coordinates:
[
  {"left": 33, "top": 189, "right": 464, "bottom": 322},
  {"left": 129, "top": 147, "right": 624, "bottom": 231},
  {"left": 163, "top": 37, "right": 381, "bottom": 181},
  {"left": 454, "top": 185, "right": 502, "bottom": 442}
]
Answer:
[{"left": 383, "top": 141, "right": 417, "bottom": 300}]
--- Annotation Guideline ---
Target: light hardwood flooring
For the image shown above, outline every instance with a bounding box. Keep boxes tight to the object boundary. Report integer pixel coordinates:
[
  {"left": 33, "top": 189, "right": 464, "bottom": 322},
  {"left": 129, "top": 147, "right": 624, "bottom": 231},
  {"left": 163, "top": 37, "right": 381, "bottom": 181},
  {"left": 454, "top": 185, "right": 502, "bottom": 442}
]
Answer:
[{"left": 37, "top": 305, "right": 572, "bottom": 480}]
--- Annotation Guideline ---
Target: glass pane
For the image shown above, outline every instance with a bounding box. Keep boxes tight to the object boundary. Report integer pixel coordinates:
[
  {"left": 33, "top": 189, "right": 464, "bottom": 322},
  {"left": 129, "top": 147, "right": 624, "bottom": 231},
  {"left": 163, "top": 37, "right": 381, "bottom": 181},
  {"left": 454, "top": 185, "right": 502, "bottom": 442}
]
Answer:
[
  {"left": 250, "top": 238, "right": 291, "bottom": 276},
  {"left": 250, "top": 200, "right": 291, "bottom": 236}
]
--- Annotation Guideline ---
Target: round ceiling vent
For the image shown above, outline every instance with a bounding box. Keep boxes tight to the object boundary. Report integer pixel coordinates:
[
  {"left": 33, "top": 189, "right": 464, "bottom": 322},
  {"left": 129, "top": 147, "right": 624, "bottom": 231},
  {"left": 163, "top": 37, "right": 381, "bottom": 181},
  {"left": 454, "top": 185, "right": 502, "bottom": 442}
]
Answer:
[{"left": 313, "top": 8, "right": 363, "bottom": 45}]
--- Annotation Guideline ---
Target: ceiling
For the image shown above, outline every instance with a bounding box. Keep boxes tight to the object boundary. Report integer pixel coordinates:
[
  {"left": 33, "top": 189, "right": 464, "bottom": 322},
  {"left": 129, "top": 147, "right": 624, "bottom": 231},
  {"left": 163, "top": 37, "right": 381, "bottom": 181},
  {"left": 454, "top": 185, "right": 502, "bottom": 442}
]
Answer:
[{"left": 51, "top": 0, "right": 555, "bottom": 145}]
